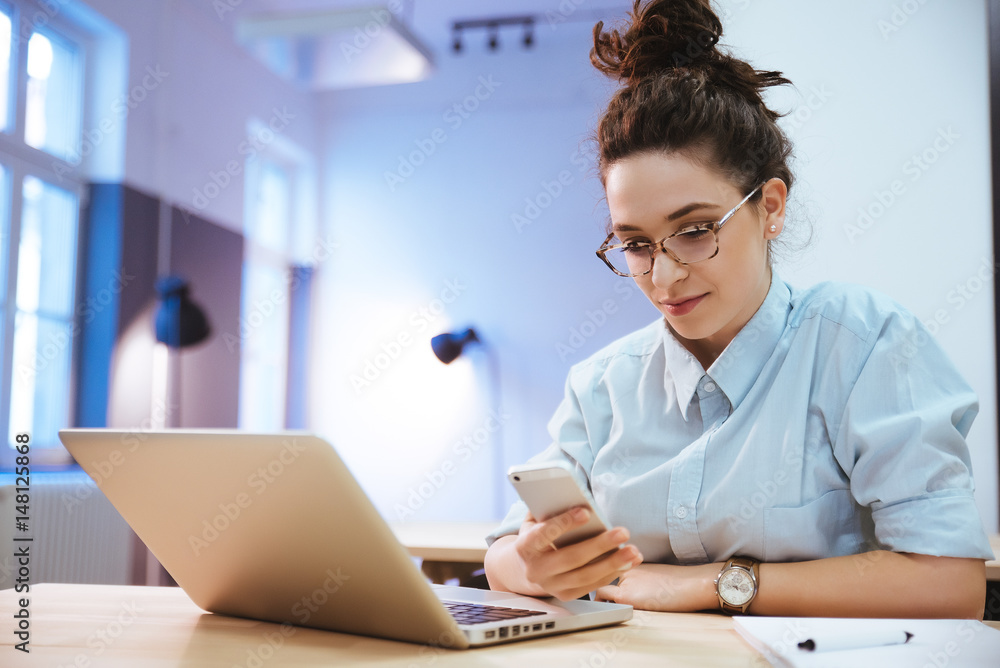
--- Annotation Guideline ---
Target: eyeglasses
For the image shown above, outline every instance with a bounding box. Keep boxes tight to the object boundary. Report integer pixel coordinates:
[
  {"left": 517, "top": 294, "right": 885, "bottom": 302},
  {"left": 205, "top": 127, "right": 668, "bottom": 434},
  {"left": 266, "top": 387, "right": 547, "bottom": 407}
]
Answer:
[{"left": 595, "top": 183, "right": 765, "bottom": 277}]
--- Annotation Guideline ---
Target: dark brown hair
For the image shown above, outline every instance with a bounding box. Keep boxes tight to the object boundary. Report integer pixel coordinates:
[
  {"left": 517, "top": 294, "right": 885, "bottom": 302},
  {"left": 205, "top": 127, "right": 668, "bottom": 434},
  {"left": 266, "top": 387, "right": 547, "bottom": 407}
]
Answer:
[{"left": 591, "top": 0, "right": 794, "bottom": 200}]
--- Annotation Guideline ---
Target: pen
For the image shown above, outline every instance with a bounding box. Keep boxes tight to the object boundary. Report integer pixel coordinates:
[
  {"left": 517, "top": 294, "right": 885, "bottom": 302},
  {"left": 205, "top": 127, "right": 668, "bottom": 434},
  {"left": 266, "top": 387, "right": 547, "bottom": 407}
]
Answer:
[{"left": 797, "top": 630, "right": 913, "bottom": 652}]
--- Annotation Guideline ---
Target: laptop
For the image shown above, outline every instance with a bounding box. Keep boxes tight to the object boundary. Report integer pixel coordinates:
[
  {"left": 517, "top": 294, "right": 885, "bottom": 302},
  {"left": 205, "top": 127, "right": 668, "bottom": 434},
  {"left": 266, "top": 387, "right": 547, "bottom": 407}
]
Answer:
[{"left": 58, "top": 429, "right": 632, "bottom": 648}]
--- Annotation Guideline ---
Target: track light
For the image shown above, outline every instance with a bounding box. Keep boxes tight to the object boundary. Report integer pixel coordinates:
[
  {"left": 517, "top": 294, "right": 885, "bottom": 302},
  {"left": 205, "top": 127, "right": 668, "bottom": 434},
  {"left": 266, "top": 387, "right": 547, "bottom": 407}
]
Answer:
[
  {"left": 452, "top": 15, "right": 536, "bottom": 54},
  {"left": 487, "top": 23, "right": 499, "bottom": 51}
]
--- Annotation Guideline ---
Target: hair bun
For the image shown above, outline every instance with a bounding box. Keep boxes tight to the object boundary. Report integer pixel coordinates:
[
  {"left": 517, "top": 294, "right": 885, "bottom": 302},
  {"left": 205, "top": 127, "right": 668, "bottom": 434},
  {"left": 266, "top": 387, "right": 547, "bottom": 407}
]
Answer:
[
  {"left": 591, "top": 0, "right": 723, "bottom": 84},
  {"left": 591, "top": 0, "right": 791, "bottom": 121}
]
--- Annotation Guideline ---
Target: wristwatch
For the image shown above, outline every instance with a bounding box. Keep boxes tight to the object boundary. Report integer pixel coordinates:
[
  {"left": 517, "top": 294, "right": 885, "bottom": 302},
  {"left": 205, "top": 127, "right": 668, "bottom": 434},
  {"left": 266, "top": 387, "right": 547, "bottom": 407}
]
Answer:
[{"left": 714, "top": 556, "right": 759, "bottom": 614}]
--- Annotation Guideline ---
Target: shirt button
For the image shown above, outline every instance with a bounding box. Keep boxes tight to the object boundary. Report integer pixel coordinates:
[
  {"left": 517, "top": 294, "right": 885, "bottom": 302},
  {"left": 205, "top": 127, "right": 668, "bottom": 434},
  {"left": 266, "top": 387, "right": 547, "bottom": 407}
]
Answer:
[
  {"left": 704, "top": 382, "right": 716, "bottom": 392},
  {"left": 675, "top": 506, "right": 688, "bottom": 519}
]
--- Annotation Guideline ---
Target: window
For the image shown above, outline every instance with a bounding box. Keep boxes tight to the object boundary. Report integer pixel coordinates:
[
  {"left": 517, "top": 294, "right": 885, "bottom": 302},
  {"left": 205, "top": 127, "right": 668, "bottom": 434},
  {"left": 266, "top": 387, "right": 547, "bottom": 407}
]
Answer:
[
  {"left": 239, "top": 158, "right": 291, "bottom": 432},
  {"left": 9, "top": 176, "right": 78, "bottom": 451},
  {"left": 0, "top": 10, "right": 12, "bottom": 133},
  {"left": 0, "top": 1, "right": 99, "bottom": 469},
  {"left": 24, "top": 29, "right": 83, "bottom": 160},
  {"left": 239, "top": 122, "right": 317, "bottom": 432}
]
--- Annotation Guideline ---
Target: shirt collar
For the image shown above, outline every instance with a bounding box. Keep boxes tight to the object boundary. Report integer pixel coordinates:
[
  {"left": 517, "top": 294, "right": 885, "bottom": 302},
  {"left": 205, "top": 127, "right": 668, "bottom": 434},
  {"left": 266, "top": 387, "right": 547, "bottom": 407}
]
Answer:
[
  {"left": 662, "top": 323, "right": 705, "bottom": 421},
  {"left": 662, "top": 274, "right": 792, "bottom": 419},
  {"left": 708, "top": 275, "right": 792, "bottom": 410}
]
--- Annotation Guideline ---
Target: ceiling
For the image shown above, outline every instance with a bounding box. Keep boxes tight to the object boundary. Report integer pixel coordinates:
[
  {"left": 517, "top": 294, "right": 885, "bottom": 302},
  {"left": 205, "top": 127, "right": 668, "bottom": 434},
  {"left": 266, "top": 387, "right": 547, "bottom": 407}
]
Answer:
[{"left": 221, "top": 0, "right": 633, "bottom": 58}]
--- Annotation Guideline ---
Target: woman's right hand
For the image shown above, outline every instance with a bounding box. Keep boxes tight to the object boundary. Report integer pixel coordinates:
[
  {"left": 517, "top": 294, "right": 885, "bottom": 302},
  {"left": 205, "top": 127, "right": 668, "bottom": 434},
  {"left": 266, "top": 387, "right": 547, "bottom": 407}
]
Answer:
[{"left": 486, "top": 507, "right": 644, "bottom": 601}]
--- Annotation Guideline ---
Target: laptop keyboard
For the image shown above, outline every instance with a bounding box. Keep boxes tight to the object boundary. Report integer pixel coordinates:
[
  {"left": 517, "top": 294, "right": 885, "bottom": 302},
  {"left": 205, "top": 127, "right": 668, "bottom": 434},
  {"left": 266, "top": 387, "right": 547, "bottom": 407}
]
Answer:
[{"left": 442, "top": 600, "right": 547, "bottom": 626}]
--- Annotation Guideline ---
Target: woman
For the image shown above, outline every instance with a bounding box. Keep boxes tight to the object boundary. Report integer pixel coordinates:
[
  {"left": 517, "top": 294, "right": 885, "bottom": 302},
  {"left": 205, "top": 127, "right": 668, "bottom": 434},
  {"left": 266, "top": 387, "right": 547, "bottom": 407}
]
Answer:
[{"left": 483, "top": 0, "right": 993, "bottom": 617}]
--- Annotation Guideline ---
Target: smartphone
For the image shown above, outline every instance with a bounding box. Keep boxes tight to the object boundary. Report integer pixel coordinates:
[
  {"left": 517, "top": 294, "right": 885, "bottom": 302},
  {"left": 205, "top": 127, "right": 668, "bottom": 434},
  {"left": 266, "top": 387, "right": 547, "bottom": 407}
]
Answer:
[{"left": 507, "top": 463, "right": 612, "bottom": 549}]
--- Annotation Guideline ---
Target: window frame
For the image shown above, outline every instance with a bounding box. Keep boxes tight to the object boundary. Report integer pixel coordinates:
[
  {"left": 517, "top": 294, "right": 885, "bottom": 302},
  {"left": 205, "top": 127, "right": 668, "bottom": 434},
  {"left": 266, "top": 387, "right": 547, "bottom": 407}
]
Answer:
[
  {"left": 238, "top": 121, "right": 316, "bottom": 432},
  {"left": 0, "top": 147, "right": 86, "bottom": 470},
  {"left": 0, "top": 0, "right": 89, "bottom": 470},
  {"left": 238, "top": 154, "right": 294, "bottom": 432},
  {"left": 23, "top": 23, "right": 86, "bottom": 162}
]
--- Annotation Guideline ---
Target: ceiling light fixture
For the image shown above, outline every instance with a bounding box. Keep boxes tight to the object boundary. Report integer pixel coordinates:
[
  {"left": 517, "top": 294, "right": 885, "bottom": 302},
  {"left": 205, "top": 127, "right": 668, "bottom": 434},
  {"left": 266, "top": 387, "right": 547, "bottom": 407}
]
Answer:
[
  {"left": 487, "top": 22, "right": 499, "bottom": 51},
  {"left": 452, "top": 15, "right": 536, "bottom": 54},
  {"left": 236, "top": 5, "right": 434, "bottom": 90}
]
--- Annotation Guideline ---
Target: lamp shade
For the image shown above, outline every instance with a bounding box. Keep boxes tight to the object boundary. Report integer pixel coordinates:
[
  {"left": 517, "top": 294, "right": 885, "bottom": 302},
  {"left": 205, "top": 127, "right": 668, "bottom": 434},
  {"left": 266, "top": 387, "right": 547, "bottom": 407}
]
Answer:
[
  {"left": 431, "top": 328, "right": 479, "bottom": 364},
  {"left": 154, "top": 275, "right": 211, "bottom": 348}
]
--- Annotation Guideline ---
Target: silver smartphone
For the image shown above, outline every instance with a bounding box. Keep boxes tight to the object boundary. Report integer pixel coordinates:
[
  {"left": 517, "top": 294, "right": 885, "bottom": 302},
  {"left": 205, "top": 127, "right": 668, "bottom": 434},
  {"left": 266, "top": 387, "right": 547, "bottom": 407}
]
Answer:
[{"left": 507, "top": 463, "right": 612, "bottom": 548}]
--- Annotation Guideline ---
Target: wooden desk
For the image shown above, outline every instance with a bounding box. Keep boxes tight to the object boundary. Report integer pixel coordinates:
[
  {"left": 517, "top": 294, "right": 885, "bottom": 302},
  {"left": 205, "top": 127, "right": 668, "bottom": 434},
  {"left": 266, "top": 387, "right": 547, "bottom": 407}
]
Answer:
[
  {"left": 391, "top": 521, "right": 495, "bottom": 584},
  {"left": 392, "top": 525, "right": 1000, "bottom": 586},
  {"left": 988, "top": 534, "right": 1000, "bottom": 582},
  {"left": 0, "top": 584, "right": 765, "bottom": 667}
]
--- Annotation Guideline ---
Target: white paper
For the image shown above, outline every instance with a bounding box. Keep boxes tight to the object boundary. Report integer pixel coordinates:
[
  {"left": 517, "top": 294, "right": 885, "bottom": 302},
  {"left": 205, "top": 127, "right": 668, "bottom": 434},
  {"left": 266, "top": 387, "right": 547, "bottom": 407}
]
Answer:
[{"left": 733, "top": 616, "right": 1000, "bottom": 668}]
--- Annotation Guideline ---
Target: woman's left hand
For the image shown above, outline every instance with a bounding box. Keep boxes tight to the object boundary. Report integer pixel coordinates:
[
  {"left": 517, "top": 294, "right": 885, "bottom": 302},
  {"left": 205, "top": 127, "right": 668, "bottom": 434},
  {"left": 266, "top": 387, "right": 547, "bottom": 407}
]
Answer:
[{"left": 595, "top": 562, "right": 721, "bottom": 612}]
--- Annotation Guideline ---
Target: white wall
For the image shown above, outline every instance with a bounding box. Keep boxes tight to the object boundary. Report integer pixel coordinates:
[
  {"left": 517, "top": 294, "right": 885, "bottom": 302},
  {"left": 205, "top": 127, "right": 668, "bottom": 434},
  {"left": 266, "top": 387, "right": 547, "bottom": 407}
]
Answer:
[
  {"left": 312, "top": 0, "right": 998, "bottom": 533},
  {"left": 725, "top": 0, "right": 997, "bottom": 533},
  {"left": 312, "top": 21, "right": 646, "bottom": 523}
]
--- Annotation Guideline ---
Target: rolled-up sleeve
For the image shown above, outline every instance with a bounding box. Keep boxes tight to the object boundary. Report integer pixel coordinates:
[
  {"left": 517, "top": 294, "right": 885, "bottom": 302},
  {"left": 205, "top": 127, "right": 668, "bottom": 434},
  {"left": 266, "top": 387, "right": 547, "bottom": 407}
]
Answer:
[{"left": 832, "top": 309, "right": 994, "bottom": 560}]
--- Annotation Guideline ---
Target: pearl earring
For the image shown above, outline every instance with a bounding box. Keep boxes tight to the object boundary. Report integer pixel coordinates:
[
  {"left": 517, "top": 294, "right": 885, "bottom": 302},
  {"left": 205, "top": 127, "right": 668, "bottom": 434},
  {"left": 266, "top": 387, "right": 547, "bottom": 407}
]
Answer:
[{"left": 769, "top": 225, "right": 777, "bottom": 233}]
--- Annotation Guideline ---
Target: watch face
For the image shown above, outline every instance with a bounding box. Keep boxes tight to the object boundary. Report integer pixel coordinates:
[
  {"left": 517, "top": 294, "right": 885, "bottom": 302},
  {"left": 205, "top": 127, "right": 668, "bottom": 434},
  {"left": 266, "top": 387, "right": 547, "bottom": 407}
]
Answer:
[{"left": 719, "top": 568, "right": 755, "bottom": 606}]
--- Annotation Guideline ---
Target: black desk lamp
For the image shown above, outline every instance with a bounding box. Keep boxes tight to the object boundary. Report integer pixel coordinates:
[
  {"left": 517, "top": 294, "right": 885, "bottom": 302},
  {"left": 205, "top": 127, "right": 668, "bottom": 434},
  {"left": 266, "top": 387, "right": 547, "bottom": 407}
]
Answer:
[
  {"left": 154, "top": 276, "right": 210, "bottom": 348},
  {"left": 431, "top": 326, "right": 507, "bottom": 517},
  {"left": 153, "top": 276, "right": 210, "bottom": 430},
  {"left": 431, "top": 328, "right": 479, "bottom": 364}
]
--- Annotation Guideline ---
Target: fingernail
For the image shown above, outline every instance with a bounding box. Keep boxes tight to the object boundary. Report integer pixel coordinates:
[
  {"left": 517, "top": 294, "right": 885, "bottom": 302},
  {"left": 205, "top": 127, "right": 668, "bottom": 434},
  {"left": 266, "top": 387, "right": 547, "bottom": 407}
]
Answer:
[
  {"left": 614, "top": 528, "right": 628, "bottom": 542},
  {"left": 572, "top": 507, "right": 588, "bottom": 520}
]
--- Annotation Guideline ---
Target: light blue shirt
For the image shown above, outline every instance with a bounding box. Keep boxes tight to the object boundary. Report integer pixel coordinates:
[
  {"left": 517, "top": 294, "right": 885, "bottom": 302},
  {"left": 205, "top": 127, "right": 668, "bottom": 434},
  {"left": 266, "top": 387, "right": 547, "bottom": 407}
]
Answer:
[{"left": 488, "top": 276, "right": 995, "bottom": 564}]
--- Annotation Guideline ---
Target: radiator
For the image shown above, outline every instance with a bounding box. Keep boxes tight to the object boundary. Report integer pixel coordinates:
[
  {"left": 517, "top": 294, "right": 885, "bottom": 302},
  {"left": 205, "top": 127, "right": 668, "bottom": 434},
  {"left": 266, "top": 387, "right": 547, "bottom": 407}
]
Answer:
[{"left": 0, "top": 472, "right": 136, "bottom": 589}]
